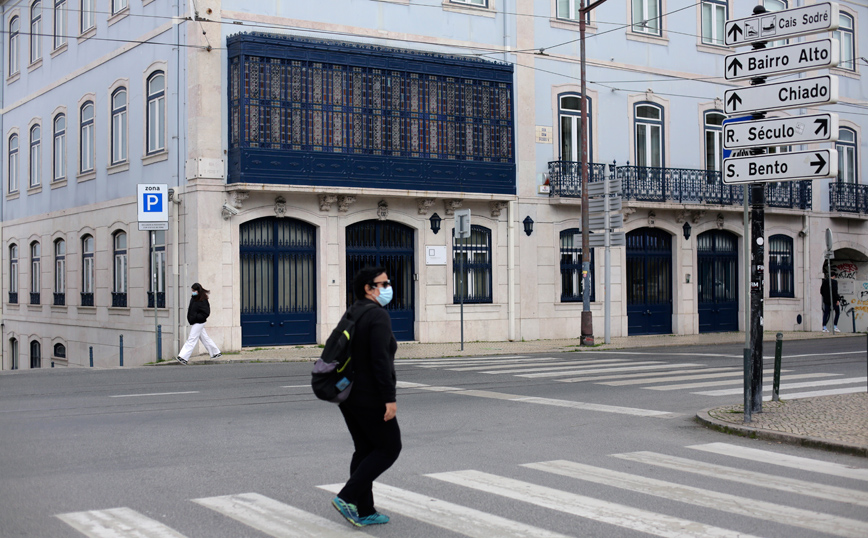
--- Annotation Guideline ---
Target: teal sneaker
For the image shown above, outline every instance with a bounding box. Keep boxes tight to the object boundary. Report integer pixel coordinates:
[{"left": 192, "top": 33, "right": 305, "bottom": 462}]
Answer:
[
  {"left": 331, "top": 496, "right": 361, "bottom": 527},
  {"left": 358, "top": 512, "right": 390, "bottom": 526}
]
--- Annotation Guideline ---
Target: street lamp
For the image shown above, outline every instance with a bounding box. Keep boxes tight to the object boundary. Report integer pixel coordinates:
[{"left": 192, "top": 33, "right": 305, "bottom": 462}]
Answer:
[{"left": 429, "top": 212, "right": 442, "bottom": 234}]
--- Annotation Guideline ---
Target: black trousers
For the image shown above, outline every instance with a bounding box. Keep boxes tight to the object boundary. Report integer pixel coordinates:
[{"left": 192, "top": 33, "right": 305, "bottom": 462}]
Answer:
[
  {"left": 337, "top": 403, "right": 402, "bottom": 517},
  {"left": 822, "top": 302, "right": 840, "bottom": 326}
]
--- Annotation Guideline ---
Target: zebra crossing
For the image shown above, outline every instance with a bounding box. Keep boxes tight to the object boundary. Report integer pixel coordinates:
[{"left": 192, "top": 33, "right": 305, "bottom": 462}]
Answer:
[
  {"left": 400, "top": 355, "right": 866, "bottom": 399},
  {"left": 57, "top": 442, "right": 868, "bottom": 538}
]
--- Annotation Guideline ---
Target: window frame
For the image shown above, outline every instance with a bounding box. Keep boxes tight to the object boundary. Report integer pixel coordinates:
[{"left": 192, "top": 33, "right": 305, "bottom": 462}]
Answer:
[
  {"left": 700, "top": 0, "right": 727, "bottom": 47},
  {"left": 110, "top": 87, "right": 128, "bottom": 165},
  {"left": 9, "top": 16, "right": 20, "bottom": 76},
  {"left": 836, "top": 127, "right": 857, "bottom": 184},
  {"left": 30, "top": 340, "right": 41, "bottom": 368},
  {"left": 30, "top": 241, "right": 41, "bottom": 304},
  {"left": 52, "top": 113, "right": 66, "bottom": 182},
  {"left": 560, "top": 228, "right": 596, "bottom": 303},
  {"left": 30, "top": 1, "right": 42, "bottom": 64},
  {"left": 53, "top": 0, "right": 66, "bottom": 50},
  {"left": 768, "top": 234, "right": 794, "bottom": 298},
  {"left": 79, "top": 101, "right": 94, "bottom": 174},
  {"left": 53, "top": 343, "right": 66, "bottom": 359},
  {"left": 54, "top": 238, "right": 65, "bottom": 305},
  {"left": 29, "top": 124, "right": 41, "bottom": 188},
  {"left": 634, "top": 102, "right": 664, "bottom": 168},
  {"left": 10, "top": 338, "right": 19, "bottom": 370},
  {"left": 148, "top": 230, "right": 166, "bottom": 308},
  {"left": 452, "top": 224, "right": 493, "bottom": 304},
  {"left": 9, "top": 244, "right": 19, "bottom": 304},
  {"left": 558, "top": 92, "right": 593, "bottom": 163},
  {"left": 833, "top": 12, "right": 855, "bottom": 72},
  {"left": 450, "top": 0, "right": 487, "bottom": 7},
  {"left": 703, "top": 110, "right": 725, "bottom": 172},
  {"left": 8, "top": 133, "right": 19, "bottom": 193},
  {"left": 80, "top": 0, "right": 94, "bottom": 33},
  {"left": 81, "top": 234, "right": 94, "bottom": 305},
  {"left": 112, "top": 231, "right": 128, "bottom": 307},
  {"left": 112, "top": 0, "right": 128, "bottom": 15},
  {"left": 631, "top": 0, "right": 661, "bottom": 36},
  {"left": 146, "top": 71, "right": 166, "bottom": 155}
]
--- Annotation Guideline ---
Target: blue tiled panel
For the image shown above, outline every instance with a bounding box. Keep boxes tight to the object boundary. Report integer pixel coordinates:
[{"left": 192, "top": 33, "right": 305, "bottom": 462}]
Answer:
[{"left": 227, "top": 33, "right": 516, "bottom": 195}]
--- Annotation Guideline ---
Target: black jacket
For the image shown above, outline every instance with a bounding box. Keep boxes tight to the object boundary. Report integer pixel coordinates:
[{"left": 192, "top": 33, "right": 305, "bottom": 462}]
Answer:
[
  {"left": 344, "top": 299, "right": 397, "bottom": 408},
  {"left": 187, "top": 298, "right": 211, "bottom": 325},
  {"left": 820, "top": 279, "right": 841, "bottom": 303}
]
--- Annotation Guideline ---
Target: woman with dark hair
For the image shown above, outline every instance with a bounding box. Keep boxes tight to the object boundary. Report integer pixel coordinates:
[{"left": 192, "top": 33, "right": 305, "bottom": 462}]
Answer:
[
  {"left": 176, "top": 283, "right": 221, "bottom": 365},
  {"left": 331, "top": 266, "right": 401, "bottom": 527}
]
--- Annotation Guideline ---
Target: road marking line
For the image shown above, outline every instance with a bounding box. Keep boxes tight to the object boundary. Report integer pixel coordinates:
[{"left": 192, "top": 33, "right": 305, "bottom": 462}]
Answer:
[
  {"left": 770, "top": 386, "right": 867, "bottom": 399},
  {"left": 597, "top": 369, "right": 743, "bottom": 386},
  {"left": 525, "top": 460, "right": 868, "bottom": 538},
  {"left": 57, "top": 507, "right": 187, "bottom": 538},
  {"left": 109, "top": 391, "right": 200, "bottom": 398},
  {"left": 482, "top": 360, "right": 664, "bottom": 375},
  {"left": 316, "top": 483, "right": 572, "bottom": 538},
  {"left": 612, "top": 451, "right": 868, "bottom": 508},
  {"left": 693, "top": 377, "right": 866, "bottom": 396},
  {"left": 448, "top": 358, "right": 630, "bottom": 372},
  {"left": 414, "top": 357, "right": 555, "bottom": 367},
  {"left": 281, "top": 385, "right": 310, "bottom": 388},
  {"left": 194, "top": 492, "right": 364, "bottom": 537},
  {"left": 426, "top": 470, "right": 762, "bottom": 538},
  {"left": 518, "top": 363, "right": 705, "bottom": 379},
  {"left": 688, "top": 443, "right": 868, "bottom": 481},
  {"left": 396, "top": 381, "right": 677, "bottom": 417},
  {"left": 400, "top": 355, "right": 528, "bottom": 363},
  {"left": 597, "top": 351, "right": 743, "bottom": 358},
  {"left": 643, "top": 372, "right": 836, "bottom": 390},
  {"left": 555, "top": 367, "right": 734, "bottom": 383}
]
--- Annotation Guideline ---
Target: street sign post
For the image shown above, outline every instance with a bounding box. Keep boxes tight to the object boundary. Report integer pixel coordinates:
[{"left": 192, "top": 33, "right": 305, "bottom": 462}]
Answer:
[
  {"left": 453, "top": 209, "right": 471, "bottom": 350},
  {"left": 588, "top": 214, "right": 624, "bottom": 230},
  {"left": 724, "top": 75, "right": 838, "bottom": 115},
  {"left": 725, "top": 2, "right": 839, "bottom": 47},
  {"left": 723, "top": 113, "right": 839, "bottom": 150},
  {"left": 137, "top": 183, "right": 169, "bottom": 364},
  {"left": 588, "top": 232, "right": 625, "bottom": 248},
  {"left": 588, "top": 196, "right": 622, "bottom": 213},
  {"left": 723, "top": 149, "right": 837, "bottom": 184},
  {"left": 725, "top": 38, "right": 838, "bottom": 80}
]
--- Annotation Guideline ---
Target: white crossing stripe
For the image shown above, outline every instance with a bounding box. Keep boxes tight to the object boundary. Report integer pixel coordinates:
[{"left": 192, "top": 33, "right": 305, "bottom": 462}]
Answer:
[
  {"left": 693, "top": 377, "right": 866, "bottom": 396},
  {"left": 525, "top": 460, "right": 868, "bottom": 538},
  {"left": 194, "top": 493, "right": 365, "bottom": 537},
  {"left": 427, "top": 469, "right": 763, "bottom": 538},
  {"left": 771, "top": 386, "right": 866, "bottom": 399},
  {"left": 598, "top": 369, "right": 742, "bottom": 386},
  {"left": 612, "top": 451, "right": 868, "bottom": 509},
  {"left": 593, "top": 351, "right": 742, "bottom": 358},
  {"left": 316, "top": 483, "right": 573, "bottom": 538},
  {"left": 417, "top": 358, "right": 559, "bottom": 368},
  {"left": 57, "top": 507, "right": 187, "bottom": 538},
  {"left": 487, "top": 361, "right": 664, "bottom": 375},
  {"left": 555, "top": 367, "right": 734, "bottom": 384},
  {"left": 518, "top": 363, "right": 705, "bottom": 379},
  {"left": 644, "top": 372, "right": 836, "bottom": 390},
  {"left": 448, "top": 358, "right": 630, "bottom": 372},
  {"left": 396, "top": 381, "right": 677, "bottom": 417},
  {"left": 688, "top": 443, "right": 868, "bottom": 481},
  {"left": 109, "top": 391, "right": 200, "bottom": 398},
  {"left": 400, "top": 355, "right": 528, "bottom": 364}
]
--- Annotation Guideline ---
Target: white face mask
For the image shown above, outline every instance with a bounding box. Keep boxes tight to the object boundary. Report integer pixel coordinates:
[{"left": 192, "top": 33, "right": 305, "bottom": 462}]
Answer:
[
  {"left": 376, "top": 285, "right": 393, "bottom": 306},
  {"left": 192, "top": 291, "right": 198, "bottom": 296}
]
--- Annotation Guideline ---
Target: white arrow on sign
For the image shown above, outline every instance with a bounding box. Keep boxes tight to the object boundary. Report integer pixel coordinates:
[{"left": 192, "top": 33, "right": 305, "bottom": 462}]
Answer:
[
  {"left": 723, "top": 149, "right": 838, "bottom": 184},
  {"left": 725, "top": 38, "right": 838, "bottom": 80},
  {"left": 725, "top": 2, "right": 838, "bottom": 47},
  {"left": 723, "top": 113, "right": 839, "bottom": 150},
  {"left": 724, "top": 75, "right": 837, "bottom": 115}
]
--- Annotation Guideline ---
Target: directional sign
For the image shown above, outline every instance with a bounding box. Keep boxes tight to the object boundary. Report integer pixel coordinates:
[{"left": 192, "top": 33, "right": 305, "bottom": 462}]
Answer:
[
  {"left": 723, "top": 113, "right": 839, "bottom": 150},
  {"left": 588, "top": 196, "right": 622, "bottom": 214},
  {"left": 723, "top": 149, "right": 838, "bottom": 184},
  {"left": 589, "top": 214, "right": 624, "bottom": 231},
  {"left": 725, "top": 2, "right": 839, "bottom": 47},
  {"left": 724, "top": 75, "right": 837, "bottom": 115},
  {"left": 453, "top": 209, "right": 471, "bottom": 239},
  {"left": 589, "top": 232, "right": 626, "bottom": 248},
  {"left": 586, "top": 178, "right": 622, "bottom": 197},
  {"left": 725, "top": 38, "right": 838, "bottom": 80}
]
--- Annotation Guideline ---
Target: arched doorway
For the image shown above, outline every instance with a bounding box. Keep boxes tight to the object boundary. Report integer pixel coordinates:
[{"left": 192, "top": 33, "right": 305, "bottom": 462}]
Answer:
[
  {"left": 240, "top": 217, "right": 317, "bottom": 347},
  {"left": 627, "top": 228, "right": 672, "bottom": 335},
  {"left": 346, "top": 221, "right": 415, "bottom": 341},
  {"left": 697, "top": 230, "right": 739, "bottom": 332}
]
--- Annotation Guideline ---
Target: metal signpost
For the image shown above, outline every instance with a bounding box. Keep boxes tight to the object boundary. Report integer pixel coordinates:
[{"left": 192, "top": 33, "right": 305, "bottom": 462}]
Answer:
[
  {"left": 586, "top": 178, "right": 623, "bottom": 344},
  {"left": 454, "top": 209, "right": 471, "bottom": 351},
  {"left": 137, "top": 184, "right": 169, "bottom": 362},
  {"left": 723, "top": 3, "right": 840, "bottom": 421}
]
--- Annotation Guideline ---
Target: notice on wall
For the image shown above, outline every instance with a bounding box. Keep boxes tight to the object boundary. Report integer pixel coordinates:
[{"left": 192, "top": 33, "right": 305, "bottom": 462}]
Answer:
[
  {"left": 426, "top": 246, "right": 447, "bottom": 265},
  {"left": 535, "top": 126, "right": 552, "bottom": 144}
]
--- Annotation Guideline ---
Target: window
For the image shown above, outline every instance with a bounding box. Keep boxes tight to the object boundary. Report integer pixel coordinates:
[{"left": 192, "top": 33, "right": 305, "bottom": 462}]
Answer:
[
  {"left": 560, "top": 229, "right": 595, "bottom": 302},
  {"left": 836, "top": 128, "right": 857, "bottom": 184},
  {"left": 54, "top": 239, "right": 65, "bottom": 305},
  {"left": 834, "top": 13, "right": 855, "bottom": 72},
  {"left": 557, "top": 0, "right": 588, "bottom": 22},
  {"left": 148, "top": 230, "right": 166, "bottom": 308},
  {"left": 8, "top": 134, "right": 19, "bottom": 193},
  {"left": 769, "top": 235, "right": 794, "bottom": 298},
  {"left": 631, "top": 0, "right": 660, "bottom": 35},
  {"left": 80, "top": 0, "right": 94, "bottom": 32},
  {"left": 9, "top": 16, "right": 20, "bottom": 75},
  {"left": 701, "top": 0, "right": 727, "bottom": 46},
  {"left": 54, "top": 0, "right": 66, "bottom": 49},
  {"left": 451, "top": 0, "right": 487, "bottom": 6},
  {"left": 30, "top": 1, "right": 42, "bottom": 63},
  {"left": 80, "top": 102, "right": 94, "bottom": 173},
  {"left": 111, "top": 88, "right": 127, "bottom": 165},
  {"left": 30, "top": 340, "right": 41, "bottom": 368},
  {"left": 10, "top": 338, "right": 19, "bottom": 370},
  {"left": 112, "top": 231, "right": 127, "bottom": 307},
  {"left": 30, "top": 241, "right": 41, "bottom": 304},
  {"left": 147, "top": 72, "right": 166, "bottom": 154},
  {"left": 635, "top": 103, "right": 663, "bottom": 168},
  {"left": 762, "top": 0, "right": 787, "bottom": 48},
  {"left": 29, "top": 124, "right": 41, "bottom": 187},
  {"left": 9, "top": 244, "right": 19, "bottom": 304},
  {"left": 53, "top": 114, "right": 65, "bottom": 181},
  {"left": 704, "top": 111, "right": 725, "bottom": 172},
  {"left": 112, "top": 0, "right": 127, "bottom": 15},
  {"left": 53, "top": 343, "right": 66, "bottom": 358},
  {"left": 559, "top": 93, "right": 592, "bottom": 162},
  {"left": 81, "top": 234, "right": 94, "bottom": 306},
  {"left": 453, "top": 225, "right": 492, "bottom": 304}
]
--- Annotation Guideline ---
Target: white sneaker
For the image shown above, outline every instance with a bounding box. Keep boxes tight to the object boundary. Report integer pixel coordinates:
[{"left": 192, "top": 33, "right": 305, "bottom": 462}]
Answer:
[
  {"left": 176, "top": 356, "right": 188, "bottom": 365},
  {"left": 822, "top": 327, "right": 828, "bottom": 333},
  {"left": 833, "top": 326, "right": 840, "bottom": 333}
]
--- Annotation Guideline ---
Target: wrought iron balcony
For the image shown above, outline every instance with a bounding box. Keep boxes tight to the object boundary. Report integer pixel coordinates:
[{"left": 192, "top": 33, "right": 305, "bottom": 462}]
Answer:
[
  {"left": 547, "top": 161, "right": 609, "bottom": 197},
  {"left": 30, "top": 292, "right": 40, "bottom": 305},
  {"left": 53, "top": 293, "right": 65, "bottom": 306},
  {"left": 9, "top": 292, "right": 17, "bottom": 304},
  {"left": 829, "top": 182, "right": 868, "bottom": 214}
]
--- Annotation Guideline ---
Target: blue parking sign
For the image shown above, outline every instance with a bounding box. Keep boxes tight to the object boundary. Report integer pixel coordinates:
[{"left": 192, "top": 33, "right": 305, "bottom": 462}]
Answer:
[
  {"left": 137, "top": 184, "right": 169, "bottom": 230},
  {"left": 143, "top": 193, "right": 163, "bottom": 213}
]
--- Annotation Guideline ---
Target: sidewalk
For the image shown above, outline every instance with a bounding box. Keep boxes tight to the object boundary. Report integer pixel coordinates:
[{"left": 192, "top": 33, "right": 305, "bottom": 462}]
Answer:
[{"left": 167, "top": 330, "right": 868, "bottom": 457}]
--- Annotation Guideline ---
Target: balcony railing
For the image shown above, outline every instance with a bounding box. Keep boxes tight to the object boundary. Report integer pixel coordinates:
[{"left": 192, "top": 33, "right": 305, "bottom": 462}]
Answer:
[
  {"left": 111, "top": 292, "right": 128, "bottom": 308},
  {"left": 548, "top": 161, "right": 812, "bottom": 210},
  {"left": 53, "top": 292, "right": 65, "bottom": 306},
  {"left": 80, "top": 292, "right": 94, "bottom": 307},
  {"left": 147, "top": 291, "right": 166, "bottom": 309},
  {"left": 830, "top": 182, "right": 868, "bottom": 214},
  {"left": 30, "top": 292, "right": 40, "bottom": 305}
]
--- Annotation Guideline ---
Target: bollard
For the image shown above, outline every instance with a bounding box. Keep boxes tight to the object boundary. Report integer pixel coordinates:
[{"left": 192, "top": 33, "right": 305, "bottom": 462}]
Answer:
[
  {"left": 157, "top": 325, "right": 162, "bottom": 362},
  {"left": 119, "top": 335, "right": 124, "bottom": 367},
  {"left": 772, "top": 332, "right": 783, "bottom": 402},
  {"left": 89, "top": 346, "right": 93, "bottom": 367}
]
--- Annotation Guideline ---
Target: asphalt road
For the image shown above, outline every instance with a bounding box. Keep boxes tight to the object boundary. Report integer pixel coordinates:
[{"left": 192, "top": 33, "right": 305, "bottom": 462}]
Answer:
[{"left": 1, "top": 336, "right": 866, "bottom": 537}]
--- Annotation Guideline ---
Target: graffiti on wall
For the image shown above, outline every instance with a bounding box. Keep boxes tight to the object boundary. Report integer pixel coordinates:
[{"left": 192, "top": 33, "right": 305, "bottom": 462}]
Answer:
[{"left": 831, "top": 262, "right": 859, "bottom": 279}]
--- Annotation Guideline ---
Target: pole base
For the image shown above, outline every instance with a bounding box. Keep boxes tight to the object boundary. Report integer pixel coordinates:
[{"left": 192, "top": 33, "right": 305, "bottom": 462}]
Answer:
[{"left": 581, "top": 336, "right": 595, "bottom": 346}]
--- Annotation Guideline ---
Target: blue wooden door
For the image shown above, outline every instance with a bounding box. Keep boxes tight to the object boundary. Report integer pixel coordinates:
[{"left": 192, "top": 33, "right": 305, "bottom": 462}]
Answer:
[
  {"left": 698, "top": 230, "right": 739, "bottom": 333},
  {"left": 627, "top": 228, "right": 673, "bottom": 335},
  {"left": 346, "top": 221, "right": 415, "bottom": 341},
  {"left": 240, "top": 218, "right": 316, "bottom": 347}
]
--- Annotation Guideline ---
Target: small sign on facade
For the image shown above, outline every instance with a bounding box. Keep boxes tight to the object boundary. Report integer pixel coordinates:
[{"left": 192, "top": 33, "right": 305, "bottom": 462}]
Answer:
[
  {"left": 426, "top": 246, "right": 447, "bottom": 265},
  {"left": 535, "top": 126, "right": 553, "bottom": 144}
]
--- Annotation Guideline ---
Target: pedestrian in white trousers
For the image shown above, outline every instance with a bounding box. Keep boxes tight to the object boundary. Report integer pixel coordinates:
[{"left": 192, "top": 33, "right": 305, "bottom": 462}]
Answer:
[{"left": 177, "top": 283, "right": 221, "bottom": 365}]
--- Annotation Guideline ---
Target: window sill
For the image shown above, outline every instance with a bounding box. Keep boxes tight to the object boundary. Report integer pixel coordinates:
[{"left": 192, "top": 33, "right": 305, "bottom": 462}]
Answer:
[
  {"left": 50, "top": 43, "right": 68, "bottom": 58},
  {"left": 78, "top": 26, "right": 97, "bottom": 44},
  {"left": 107, "top": 162, "right": 129, "bottom": 175},
  {"left": 27, "top": 184, "right": 42, "bottom": 195},
  {"left": 6, "top": 191, "right": 20, "bottom": 201},
  {"left": 50, "top": 178, "right": 68, "bottom": 189},
  {"left": 442, "top": 2, "right": 496, "bottom": 18},
  {"left": 27, "top": 304, "right": 43, "bottom": 312},
  {"left": 445, "top": 303, "right": 501, "bottom": 314},
  {"left": 6, "top": 72, "right": 20, "bottom": 84},
  {"left": 27, "top": 58, "right": 43, "bottom": 72},
  {"left": 143, "top": 0, "right": 157, "bottom": 6},
  {"left": 626, "top": 31, "right": 668, "bottom": 46},
  {"left": 77, "top": 170, "right": 96, "bottom": 182},
  {"left": 107, "top": 307, "right": 131, "bottom": 315},
  {"left": 51, "top": 304, "right": 68, "bottom": 313},
  {"left": 142, "top": 151, "right": 168, "bottom": 166},
  {"left": 830, "top": 67, "right": 860, "bottom": 80},
  {"left": 767, "top": 296, "right": 799, "bottom": 301},
  {"left": 696, "top": 43, "right": 730, "bottom": 56},
  {"left": 107, "top": 7, "right": 130, "bottom": 27},
  {"left": 77, "top": 305, "right": 96, "bottom": 312},
  {"left": 554, "top": 302, "right": 596, "bottom": 311},
  {"left": 550, "top": 18, "right": 597, "bottom": 33}
]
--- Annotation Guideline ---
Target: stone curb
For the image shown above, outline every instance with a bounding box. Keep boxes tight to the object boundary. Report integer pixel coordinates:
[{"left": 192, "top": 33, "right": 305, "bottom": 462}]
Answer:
[{"left": 695, "top": 407, "right": 868, "bottom": 458}]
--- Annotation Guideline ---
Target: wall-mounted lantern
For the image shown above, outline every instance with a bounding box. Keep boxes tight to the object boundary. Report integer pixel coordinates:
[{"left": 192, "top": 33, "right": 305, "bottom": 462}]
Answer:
[
  {"left": 429, "top": 212, "right": 442, "bottom": 234},
  {"left": 523, "top": 216, "right": 534, "bottom": 236},
  {"left": 683, "top": 221, "right": 692, "bottom": 240}
]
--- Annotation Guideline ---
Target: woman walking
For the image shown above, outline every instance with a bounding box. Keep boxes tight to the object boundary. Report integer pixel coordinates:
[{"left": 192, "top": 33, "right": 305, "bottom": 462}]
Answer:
[
  {"left": 177, "top": 283, "right": 221, "bottom": 364},
  {"left": 331, "top": 266, "right": 401, "bottom": 527}
]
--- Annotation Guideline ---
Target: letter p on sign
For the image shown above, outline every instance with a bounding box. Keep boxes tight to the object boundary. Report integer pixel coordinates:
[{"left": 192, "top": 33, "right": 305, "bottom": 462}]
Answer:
[{"left": 144, "top": 193, "right": 162, "bottom": 212}]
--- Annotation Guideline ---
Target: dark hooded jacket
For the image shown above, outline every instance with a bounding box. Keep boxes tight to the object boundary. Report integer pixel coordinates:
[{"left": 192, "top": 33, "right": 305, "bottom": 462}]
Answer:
[
  {"left": 187, "top": 297, "right": 210, "bottom": 325},
  {"left": 343, "top": 299, "right": 397, "bottom": 408}
]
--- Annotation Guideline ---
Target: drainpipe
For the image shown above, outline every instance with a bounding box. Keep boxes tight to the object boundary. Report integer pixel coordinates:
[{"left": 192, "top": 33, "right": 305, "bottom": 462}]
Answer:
[
  {"left": 172, "top": 0, "right": 183, "bottom": 356},
  {"left": 508, "top": 200, "right": 516, "bottom": 341}
]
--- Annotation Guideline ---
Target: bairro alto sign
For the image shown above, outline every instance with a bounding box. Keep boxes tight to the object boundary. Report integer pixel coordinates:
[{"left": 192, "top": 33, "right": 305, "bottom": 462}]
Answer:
[
  {"left": 725, "top": 2, "right": 839, "bottom": 47},
  {"left": 724, "top": 75, "right": 837, "bottom": 115},
  {"left": 725, "top": 39, "right": 838, "bottom": 80}
]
